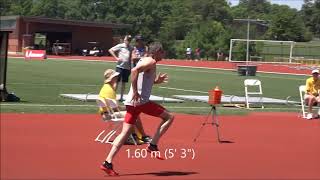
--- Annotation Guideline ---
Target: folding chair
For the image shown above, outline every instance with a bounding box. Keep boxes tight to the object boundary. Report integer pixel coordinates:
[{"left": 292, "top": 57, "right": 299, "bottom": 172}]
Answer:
[
  {"left": 298, "top": 85, "right": 320, "bottom": 119},
  {"left": 244, "top": 79, "right": 264, "bottom": 109},
  {"left": 95, "top": 97, "right": 137, "bottom": 144},
  {"left": 299, "top": 85, "right": 308, "bottom": 118}
]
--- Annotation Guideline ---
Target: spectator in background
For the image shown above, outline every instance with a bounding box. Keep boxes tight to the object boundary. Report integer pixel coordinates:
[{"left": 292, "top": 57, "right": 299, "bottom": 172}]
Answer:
[
  {"left": 52, "top": 40, "right": 65, "bottom": 55},
  {"left": 108, "top": 35, "right": 133, "bottom": 102},
  {"left": 46, "top": 40, "right": 51, "bottom": 52},
  {"left": 132, "top": 35, "right": 148, "bottom": 67},
  {"left": 186, "top": 47, "right": 192, "bottom": 60},
  {"left": 195, "top": 48, "right": 201, "bottom": 61},
  {"left": 217, "top": 49, "right": 224, "bottom": 61}
]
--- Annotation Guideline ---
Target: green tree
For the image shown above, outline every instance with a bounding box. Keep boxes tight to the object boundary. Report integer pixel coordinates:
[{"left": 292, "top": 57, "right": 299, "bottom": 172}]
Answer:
[
  {"left": 63, "top": 0, "right": 83, "bottom": 20},
  {"left": 0, "top": 0, "right": 12, "bottom": 16},
  {"left": 191, "top": 0, "right": 232, "bottom": 22},
  {"left": 178, "top": 21, "right": 231, "bottom": 60},
  {"left": 234, "top": 0, "right": 271, "bottom": 18},
  {"left": 1, "top": 0, "right": 33, "bottom": 16},
  {"left": 230, "top": 0, "right": 272, "bottom": 40},
  {"left": 159, "top": 0, "right": 233, "bottom": 58},
  {"left": 266, "top": 5, "right": 310, "bottom": 41},
  {"left": 157, "top": 0, "right": 198, "bottom": 58},
  {"left": 301, "top": 0, "right": 320, "bottom": 38},
  {"left": 30, "top": 0, "right": 68, "bottom": 18},
  {"left": 95, "top": 0, "right": 172, "bottom": 42}
]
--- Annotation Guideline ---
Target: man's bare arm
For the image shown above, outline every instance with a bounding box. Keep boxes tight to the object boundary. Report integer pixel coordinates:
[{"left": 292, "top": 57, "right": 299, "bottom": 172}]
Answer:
[
  {"left": 108, "top": 49, "right": 120, "bottom": 61},
  {"left": 130, "top": 58, "right": 155, "bottom": 101}
]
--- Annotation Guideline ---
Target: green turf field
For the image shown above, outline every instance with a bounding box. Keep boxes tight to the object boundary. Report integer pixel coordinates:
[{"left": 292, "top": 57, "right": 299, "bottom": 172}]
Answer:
[{"left": 0, "top": 58, "right": 307, "bottom": 115}]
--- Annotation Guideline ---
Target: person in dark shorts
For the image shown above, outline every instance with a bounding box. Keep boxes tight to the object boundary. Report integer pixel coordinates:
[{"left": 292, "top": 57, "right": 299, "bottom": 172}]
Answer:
[{"left": 108, "top": 35, "right": 133, "bottom": 101}]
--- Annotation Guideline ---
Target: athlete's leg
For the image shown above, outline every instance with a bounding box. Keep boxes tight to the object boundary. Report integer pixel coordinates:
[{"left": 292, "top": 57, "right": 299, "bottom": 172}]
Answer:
[
  {"left": 139, "top": 102, "right": 175, "bottom": 145},
  {"left": 150, "top": 110, "right": 174, "bottom": 145},
  {"left": 105, "top": 122, "right": 133, "bottom": 163},
  {"left": 135, "top": 116, "right": 147, "bottom": 136},
  {"left": 105, "top": 105, "right": 138, "bottom": 163},
  {"left": 119, "top": 82, "right": 126, "bottom": 101}
]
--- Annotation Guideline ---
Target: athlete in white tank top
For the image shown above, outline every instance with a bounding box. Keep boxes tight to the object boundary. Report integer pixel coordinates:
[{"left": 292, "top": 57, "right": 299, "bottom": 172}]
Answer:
[
  {"left": 124, "top": 58, "right": 156, "bottom": 106},
  {"left": 101, "top": 42, "right": 174, "bottom": 176}
]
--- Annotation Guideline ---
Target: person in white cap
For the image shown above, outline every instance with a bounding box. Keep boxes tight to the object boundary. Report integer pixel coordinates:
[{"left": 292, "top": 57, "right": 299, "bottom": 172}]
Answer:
[{"left": 304, "top": 69, "right": 320, "bottom": 119}]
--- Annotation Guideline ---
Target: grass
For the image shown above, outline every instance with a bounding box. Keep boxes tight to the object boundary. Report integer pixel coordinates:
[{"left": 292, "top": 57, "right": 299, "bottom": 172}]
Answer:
[{"left": 0, "top": 57, "right": 306, "bottom": 115}]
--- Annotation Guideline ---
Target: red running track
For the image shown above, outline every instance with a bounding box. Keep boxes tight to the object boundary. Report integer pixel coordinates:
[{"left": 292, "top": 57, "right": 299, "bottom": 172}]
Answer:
[
  {"left": 1, "top": 112, "right": 320, "bottom": 179},
  {"left": 11, "top": 54, "right": 315, "bottom": 75}
]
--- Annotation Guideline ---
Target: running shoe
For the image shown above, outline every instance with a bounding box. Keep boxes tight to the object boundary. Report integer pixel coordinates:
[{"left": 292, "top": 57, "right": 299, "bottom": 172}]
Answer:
[
  {"left": 141, "top": 135, "right": 152, "bottom": 143},
  {"left": 147, "top": 144, "right": 165, "bottom": 160},
  {"left": 100, "top": 161, "right": 119, "bottom": 176}
]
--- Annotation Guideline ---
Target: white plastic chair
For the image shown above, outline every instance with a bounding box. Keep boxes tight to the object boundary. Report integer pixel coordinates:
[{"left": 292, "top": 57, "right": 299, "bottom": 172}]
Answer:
[
  {"left": 299, "top": 85, "right": 308, "bottom": 118},
  {"left": 244, "top": 79, "right": 264, "bottom": 109},
  {"left": 95, "top": 97, "right": 137, "bottom": 144}
]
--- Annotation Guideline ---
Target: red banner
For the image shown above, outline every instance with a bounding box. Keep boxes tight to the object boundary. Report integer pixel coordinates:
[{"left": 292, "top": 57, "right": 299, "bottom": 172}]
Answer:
[{"left": 24, "top": 50, "right": 47, "bottom": 60}]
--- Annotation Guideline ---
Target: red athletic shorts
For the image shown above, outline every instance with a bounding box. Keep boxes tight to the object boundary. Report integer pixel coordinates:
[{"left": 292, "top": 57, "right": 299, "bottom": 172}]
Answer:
[{"left": 124, "top": 101, "right": 166, "bottom": 124}]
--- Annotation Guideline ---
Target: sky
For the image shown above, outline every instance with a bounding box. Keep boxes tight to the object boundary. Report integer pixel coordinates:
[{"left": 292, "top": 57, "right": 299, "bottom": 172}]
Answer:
[{"left": 227, "top": 0, "right": 304, "bottom": 10}]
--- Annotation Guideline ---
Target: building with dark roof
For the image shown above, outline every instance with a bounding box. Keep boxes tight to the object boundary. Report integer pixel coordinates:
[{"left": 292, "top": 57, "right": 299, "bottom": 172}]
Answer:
[{"left": 0, "top": 16, "right": 131, "bottom": 54}]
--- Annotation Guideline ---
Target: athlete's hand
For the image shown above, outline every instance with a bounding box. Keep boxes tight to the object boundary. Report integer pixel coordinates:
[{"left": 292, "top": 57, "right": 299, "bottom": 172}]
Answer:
[
  {"left": 155, "top": 72, "right": 168, "bottom": 84},
  {"left": 131, "top": 91, "right": 141, "bottom": 106}
]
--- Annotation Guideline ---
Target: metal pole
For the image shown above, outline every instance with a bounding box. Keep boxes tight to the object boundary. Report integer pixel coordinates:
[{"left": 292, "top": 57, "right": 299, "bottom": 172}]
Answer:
[
  {"left": 211, "top": 106, "right": 222, "bottom": 143},
  {"left": 229, "top": 39, "right": 233, "bottom": 61},
  {"left": 193, "top": 106, "right": 214, "bottom": 142},
  {"left": 289, "top": 41, "right": 294, "bottom": 63},
  {"left": 246, "top": 19, "right": 250, "bottom": 63},
  {"left": 232, "top": 18, "right": 268, "bottom": 63}
]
